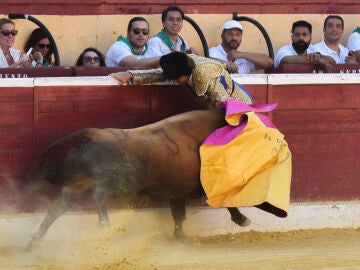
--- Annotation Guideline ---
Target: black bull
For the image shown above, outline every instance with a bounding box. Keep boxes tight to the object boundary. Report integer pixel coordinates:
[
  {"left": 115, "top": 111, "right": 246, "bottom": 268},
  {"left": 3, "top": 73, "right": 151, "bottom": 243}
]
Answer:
[{"left": 28, "top": 109, "right": 250, "bottom": 246}]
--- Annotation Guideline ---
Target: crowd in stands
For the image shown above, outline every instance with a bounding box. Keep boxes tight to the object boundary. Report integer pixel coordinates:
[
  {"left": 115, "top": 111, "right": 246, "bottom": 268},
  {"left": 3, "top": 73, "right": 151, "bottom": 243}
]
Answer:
[
  {"left": 1, "top": 7, "right": 360, "bottom": 72},
  {"left": 274, "top": 15, "right": 358, "bottom": 71}
]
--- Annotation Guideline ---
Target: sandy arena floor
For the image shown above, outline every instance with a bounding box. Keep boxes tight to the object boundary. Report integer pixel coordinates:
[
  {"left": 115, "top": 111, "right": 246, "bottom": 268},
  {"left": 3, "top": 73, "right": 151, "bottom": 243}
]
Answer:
[{"left": 0, "top": 210, "right": 359, "bottom": 270}]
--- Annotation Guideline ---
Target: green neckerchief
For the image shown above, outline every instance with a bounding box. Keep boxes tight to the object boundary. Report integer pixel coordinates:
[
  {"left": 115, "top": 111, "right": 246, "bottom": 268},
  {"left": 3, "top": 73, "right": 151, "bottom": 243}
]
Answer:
[
  {"left": 155, "top": 29, "right": 186, "bottom": 52},
  {"left": 117, "top": 36, "right": 148, "bottom": 55},
  {"left": 353, "top": 27, "right": 360, "bottom": 34},
  {"left": 42, "top": 58, "right": 50, "bottom": 67}
]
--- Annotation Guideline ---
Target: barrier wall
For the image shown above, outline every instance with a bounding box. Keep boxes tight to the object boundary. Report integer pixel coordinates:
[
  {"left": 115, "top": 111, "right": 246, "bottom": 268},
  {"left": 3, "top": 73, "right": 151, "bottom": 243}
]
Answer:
[
  {"left": 267, "top": 74, "right": 360, "bottom": 202},
  {"left": 0, "top": 74, "right": 359, "bottom": 209},
  {"left": 0, "top": 79, "right": 34, "bottom": 187}
]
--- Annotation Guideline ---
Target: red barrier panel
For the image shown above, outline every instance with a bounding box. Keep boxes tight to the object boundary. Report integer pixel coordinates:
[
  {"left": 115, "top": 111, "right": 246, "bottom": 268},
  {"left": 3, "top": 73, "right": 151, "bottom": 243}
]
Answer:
[
  {"left": 268, "top": 78, "right": 360, "bottom": 202},
  {"left": 0, "top": 86, "right": 33, "bottom": 187},
  {"left": 0, "top": 75, "right": 358, "bottom": 213}
]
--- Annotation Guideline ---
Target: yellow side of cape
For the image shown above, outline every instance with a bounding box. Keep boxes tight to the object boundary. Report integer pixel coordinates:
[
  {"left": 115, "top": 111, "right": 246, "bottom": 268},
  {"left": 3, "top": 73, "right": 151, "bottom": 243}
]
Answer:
[{"left": 200, "top": 111, "right": 292, "bottom": 216}]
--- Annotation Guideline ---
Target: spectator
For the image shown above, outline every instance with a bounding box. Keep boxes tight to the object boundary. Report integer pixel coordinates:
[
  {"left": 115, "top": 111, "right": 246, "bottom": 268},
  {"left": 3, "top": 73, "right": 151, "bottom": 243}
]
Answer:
[
  {"left": 0, "top": 18, "right": 32, "bottom": 68},
  {"left": 105, "top": 17, "right": 161, "bottom": 68},
  {"left": 209, "top": 20, "right": 273, "bottom": 74},
  {"left": 76, "top": 47, "right": 105, "bottom": 67},
  {"left": 148, "top": 5, "right": 197, "bottom": 55},
  {"left": 24, "top": 27, "right": 54, "bottom": 67},
  {"left": 346, "top": 27, "right": 360, "bottom": 63},
  {"left": 274, "top": 20, "right": 335, "bottom": 71},
  {"left": 313, "top": 15, "right": 349, "bottom": 64}
]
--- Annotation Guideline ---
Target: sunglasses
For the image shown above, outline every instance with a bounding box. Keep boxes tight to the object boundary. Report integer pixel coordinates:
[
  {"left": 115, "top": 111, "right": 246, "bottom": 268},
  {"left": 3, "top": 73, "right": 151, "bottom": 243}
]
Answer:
[
  {"left": 37, "top": 43, "right": 52, "bottom": 50},
  {"left": 83, "top": 56, "right": 100, "bottom": 63},
  {"left": 1, "top": 30, "right": 18, "bottom": 36},
  {"left": 132, "top": 28, "right": 150, "bottom": 35}
]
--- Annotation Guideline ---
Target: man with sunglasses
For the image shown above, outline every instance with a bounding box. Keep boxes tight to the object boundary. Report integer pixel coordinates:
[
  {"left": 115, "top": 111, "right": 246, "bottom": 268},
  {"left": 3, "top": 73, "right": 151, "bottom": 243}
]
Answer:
[
  {"left": 0, "top": 18, "right": 32, "bottom": 68},
  {"left": 105, "top": 17, "right": 161, "bottom": 68}
]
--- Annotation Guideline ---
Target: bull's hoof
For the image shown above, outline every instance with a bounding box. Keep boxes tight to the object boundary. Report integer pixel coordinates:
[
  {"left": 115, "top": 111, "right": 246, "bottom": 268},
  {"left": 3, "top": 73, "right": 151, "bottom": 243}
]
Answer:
[
  {"left": 173, "top": 226, "right": 188, "bottom": 241},
  {"left": 23, "top": 234, "right": 42, "bottom": 251},
  {"left": 173, "top": 232, "right": 188, "bottom": 241},
  {"left": 99, "top": 219, "right": 110, "bottom": 227},
  {"left": 232, "top": 214, "right": 251, "bottom": 227},
  {"left": 239, "top": 216, "right": 251, "bottom": 227},
  {"left": 23, "top": 241, "right": 39, "bottom": 252}
]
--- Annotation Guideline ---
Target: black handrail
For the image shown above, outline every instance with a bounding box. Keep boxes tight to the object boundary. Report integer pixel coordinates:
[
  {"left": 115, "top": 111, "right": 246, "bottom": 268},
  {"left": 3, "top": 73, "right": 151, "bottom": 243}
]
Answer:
[
  {"left": 8, "top": 13, "right": 60, "bottom": 66},
  {"left": 232, "top": 12, "right": 274, "bottom": 59},
  {"left": 184, "top": 15, "right": 209, "bottom": 57}
]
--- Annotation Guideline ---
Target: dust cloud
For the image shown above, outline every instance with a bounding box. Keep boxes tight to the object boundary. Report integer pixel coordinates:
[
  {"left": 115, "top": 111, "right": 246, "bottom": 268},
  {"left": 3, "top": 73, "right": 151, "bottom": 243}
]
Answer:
[{"left": 0, "top": 210, "right": 359, "bottom": 270}]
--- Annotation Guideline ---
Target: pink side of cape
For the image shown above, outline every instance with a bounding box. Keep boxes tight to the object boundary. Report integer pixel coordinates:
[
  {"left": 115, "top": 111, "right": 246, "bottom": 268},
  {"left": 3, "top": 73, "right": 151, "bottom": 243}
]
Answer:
[{"left": 203, "top": 99, "right": 278, "bottom": 146}]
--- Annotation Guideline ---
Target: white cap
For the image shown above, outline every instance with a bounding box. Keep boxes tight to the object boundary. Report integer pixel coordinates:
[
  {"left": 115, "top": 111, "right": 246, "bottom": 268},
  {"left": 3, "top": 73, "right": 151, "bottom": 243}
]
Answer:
[{"left": 222, "top": 20, "right": 243, "bottom": 31}]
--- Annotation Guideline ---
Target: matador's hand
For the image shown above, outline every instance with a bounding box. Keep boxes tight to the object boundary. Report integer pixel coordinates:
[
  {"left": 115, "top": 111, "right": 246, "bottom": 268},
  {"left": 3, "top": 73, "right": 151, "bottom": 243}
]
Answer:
[{"left": 109, "top": 71, "right": 133, "bottom": 84}]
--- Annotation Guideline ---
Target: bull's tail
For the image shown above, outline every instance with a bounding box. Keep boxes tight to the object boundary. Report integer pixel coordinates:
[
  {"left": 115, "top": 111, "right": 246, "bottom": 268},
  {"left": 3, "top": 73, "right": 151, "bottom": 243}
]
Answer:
[
  {"left": 37, "top": 128, "right": 99, "bottom": 167},
  {"left": 27, "top": 128, "right": 99, "bottom": 190}
]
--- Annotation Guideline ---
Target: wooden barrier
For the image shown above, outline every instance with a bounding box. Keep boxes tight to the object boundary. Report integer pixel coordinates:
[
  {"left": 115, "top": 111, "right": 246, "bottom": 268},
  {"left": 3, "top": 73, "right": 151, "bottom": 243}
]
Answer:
[
  {"left": 0, "top": 79, "right": 34, "bottom": 189},
  {"left": 268, "top": 74, "right": 360, "bottom": 202},
  {"left": 0, "top": 74, "right": 359, "bottom": 213},
  {"left": 272, "top": 64, "right": 360, "bottom": 74},
  {"left": 0, "top": 67, "right": 127, "bottom": 78},
  {"left": 5, "top": 0, "right": 360, "bottom": 15}
]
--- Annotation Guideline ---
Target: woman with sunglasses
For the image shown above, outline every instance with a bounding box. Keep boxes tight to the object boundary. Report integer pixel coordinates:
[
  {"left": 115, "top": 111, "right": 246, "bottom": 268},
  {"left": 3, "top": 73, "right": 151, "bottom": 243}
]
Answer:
[
  {"left": 24, "top": 28, "right": 54, "bottom": 67},
  {"left": 0, "top": 18, "right": 32, "bottom": 68},
  {"left": 75, "top": 47, "right": 105, "bottom": 67}
]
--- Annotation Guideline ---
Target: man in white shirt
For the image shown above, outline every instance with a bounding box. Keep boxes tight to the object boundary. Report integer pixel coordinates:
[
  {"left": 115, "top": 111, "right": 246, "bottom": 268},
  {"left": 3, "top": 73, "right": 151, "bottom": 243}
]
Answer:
[
  {"left": 275, "top": 20, "right": 335, "bottom": 71},
  {"left": 209, "top": 20, "right": 273, "bottom": 74},
  {"left": 346, "top": 28, "right": 360, "bottom": 63},
  {"left": 314, "top": 15, "right": 349, "bottom": 64},
  {"left": 105, "top": 17, "right": 162, "bottom": 68},
  {"left": 148, "top": 6, "right": 197, "bottom": 55}
]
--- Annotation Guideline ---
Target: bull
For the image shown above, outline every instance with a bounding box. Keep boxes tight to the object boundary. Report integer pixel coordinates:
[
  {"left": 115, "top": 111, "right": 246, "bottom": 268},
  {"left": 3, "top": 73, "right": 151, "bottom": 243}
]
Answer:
[{"left": 27, "top": 109, "right": 250, "bottom": 247}]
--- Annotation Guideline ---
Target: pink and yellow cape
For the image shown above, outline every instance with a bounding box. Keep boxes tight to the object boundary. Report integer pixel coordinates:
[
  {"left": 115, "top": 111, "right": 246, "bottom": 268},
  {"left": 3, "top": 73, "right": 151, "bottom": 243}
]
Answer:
[{"left": 200, "top": 99, "right": 292, "bottom": 217}]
